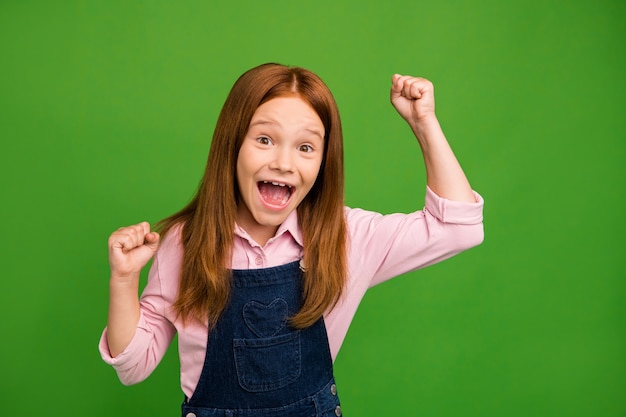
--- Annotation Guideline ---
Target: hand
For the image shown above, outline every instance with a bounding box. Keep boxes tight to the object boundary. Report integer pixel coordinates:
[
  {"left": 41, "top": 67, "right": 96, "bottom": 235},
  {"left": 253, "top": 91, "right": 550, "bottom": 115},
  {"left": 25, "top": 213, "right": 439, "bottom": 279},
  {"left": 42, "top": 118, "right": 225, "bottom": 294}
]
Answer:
[
  {"left": 390, "top": 74, "right": 436, "bottom": 127},
  {"left": 108, "top": 222, "right": 160, "bottom": 280}
]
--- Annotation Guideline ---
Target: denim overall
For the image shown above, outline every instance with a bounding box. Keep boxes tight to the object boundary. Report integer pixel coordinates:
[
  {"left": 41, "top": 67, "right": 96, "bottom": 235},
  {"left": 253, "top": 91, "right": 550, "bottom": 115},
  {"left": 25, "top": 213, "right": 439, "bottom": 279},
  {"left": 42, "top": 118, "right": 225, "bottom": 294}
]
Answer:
[{"left": 182, "top": 261, "right": 342, "bottom": 417}]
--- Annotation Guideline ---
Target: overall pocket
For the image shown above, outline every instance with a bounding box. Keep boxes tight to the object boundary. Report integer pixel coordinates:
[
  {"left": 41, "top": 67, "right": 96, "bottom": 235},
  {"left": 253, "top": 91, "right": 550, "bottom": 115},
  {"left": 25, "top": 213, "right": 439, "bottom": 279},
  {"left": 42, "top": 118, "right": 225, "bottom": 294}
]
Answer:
[{"left": 233, "top": 331, "right": 301, "bottom": 392}]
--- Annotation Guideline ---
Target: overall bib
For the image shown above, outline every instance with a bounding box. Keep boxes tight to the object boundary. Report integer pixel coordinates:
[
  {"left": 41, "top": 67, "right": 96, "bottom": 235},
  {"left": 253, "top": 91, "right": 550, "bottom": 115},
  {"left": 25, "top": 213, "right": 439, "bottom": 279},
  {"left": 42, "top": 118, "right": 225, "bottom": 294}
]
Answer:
[{"left": 182, "top": 261, "right": 342, "bottom": 417}]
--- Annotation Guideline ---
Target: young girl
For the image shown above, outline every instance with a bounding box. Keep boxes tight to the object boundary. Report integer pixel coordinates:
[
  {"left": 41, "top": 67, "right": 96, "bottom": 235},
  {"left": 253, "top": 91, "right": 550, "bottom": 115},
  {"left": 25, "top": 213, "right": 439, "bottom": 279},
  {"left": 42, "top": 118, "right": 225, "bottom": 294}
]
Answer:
[{"left": 100, "top": 63, "right": 484, "bottom": 416}]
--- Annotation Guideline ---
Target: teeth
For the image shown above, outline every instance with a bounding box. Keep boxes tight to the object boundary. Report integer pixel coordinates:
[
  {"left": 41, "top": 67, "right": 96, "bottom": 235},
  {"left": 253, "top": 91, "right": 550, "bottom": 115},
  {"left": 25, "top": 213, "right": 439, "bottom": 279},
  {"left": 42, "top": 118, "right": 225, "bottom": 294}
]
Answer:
[{"left": 263, "top": 181, "right": 292, "bottom": 189}]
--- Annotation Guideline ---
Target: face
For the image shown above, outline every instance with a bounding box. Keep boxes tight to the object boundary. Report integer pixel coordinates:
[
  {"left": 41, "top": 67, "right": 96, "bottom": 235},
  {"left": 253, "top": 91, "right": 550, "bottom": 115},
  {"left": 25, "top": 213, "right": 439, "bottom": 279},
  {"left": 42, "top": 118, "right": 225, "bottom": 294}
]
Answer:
[{"left": 236, "top": 96, "right": 325, "bottom": 245}]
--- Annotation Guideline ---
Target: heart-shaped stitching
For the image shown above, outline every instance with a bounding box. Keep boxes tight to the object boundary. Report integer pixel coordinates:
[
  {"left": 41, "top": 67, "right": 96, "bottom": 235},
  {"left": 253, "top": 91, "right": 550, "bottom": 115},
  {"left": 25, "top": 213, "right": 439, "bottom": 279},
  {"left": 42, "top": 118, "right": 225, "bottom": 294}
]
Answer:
[{"left": 243, "top": 298, "right": 288, "bottom": 338}]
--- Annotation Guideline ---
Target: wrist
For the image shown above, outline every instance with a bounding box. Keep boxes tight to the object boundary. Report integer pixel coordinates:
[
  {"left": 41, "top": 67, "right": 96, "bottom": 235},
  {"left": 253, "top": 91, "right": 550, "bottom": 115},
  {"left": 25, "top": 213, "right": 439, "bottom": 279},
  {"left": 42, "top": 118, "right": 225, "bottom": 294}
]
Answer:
[
  {"left": 409, "top": 112, "right": 438, "bottom": 131},
  {"left": 410, "top": 114, "right": 444, "bottom": 147},
  {"left": 109, "top": 272, "right": 141, "bottom": 287}
]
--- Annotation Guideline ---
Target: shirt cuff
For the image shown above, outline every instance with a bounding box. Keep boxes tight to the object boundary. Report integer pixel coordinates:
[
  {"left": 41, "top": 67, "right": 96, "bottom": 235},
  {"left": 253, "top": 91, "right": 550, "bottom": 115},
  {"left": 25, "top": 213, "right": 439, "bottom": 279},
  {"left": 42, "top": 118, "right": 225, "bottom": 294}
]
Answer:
[
  {"left": 98, "top": 312, "right": 150, "bottom": 371},
  {"left": 424, "top": 186, "right": 484, "bottom": 224}
]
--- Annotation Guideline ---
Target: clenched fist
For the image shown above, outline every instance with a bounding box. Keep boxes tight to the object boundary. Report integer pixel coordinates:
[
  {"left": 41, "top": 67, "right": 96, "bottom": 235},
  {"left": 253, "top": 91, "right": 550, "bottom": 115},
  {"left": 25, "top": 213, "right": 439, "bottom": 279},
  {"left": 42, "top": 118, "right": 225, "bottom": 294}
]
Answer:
[
  {"left": 390, "top": 74, "right": 436, "bottom": 127},
  {"left": 108, "top": 222, "right": 160, "bottom": 280}
]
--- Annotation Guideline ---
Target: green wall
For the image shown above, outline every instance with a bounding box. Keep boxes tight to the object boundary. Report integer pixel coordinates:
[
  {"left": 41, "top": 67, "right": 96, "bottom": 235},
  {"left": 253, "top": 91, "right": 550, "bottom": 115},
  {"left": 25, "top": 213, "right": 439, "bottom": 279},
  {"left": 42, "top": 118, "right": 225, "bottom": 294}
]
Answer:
[{"left": 1, "top": 1, "right": 624, "bottom": 416}]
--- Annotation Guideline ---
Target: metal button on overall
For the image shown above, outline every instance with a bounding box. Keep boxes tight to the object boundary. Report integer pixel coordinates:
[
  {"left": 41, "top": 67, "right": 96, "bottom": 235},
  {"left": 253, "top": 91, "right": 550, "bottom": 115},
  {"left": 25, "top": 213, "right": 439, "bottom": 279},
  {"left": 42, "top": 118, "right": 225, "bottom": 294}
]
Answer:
[
  {"left": 185, "top": 413, "right": 196, "bottom": 417},
  {"left": 335, "top": 405, "right": 342, "bottom": 416},
  {"left": 330, "top": 383, "right": 337, "bottom": 396}
]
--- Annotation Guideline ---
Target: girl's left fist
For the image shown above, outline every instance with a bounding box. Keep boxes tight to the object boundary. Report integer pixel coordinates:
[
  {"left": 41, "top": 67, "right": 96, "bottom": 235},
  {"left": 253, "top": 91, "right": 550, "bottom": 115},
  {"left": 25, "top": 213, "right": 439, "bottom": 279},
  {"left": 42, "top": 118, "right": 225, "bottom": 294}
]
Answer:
[{"left": 390, "top": 74, "right": 436, "bottom": 125}]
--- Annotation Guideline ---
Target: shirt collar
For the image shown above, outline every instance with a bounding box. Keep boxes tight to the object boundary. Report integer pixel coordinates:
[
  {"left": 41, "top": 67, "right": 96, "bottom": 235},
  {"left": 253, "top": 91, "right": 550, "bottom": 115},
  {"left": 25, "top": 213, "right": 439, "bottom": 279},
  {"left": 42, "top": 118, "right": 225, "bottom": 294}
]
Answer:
[{"left": 234, "top": 209, "right": 303, "bottom": 248}]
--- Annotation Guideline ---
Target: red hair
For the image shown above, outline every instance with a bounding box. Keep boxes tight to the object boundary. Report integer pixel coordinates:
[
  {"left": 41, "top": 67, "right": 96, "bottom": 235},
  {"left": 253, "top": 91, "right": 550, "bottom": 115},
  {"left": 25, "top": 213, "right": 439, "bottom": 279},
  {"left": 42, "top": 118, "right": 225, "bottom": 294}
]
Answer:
[{"left": 158, "top": 63, "right": 347, "bottom": 329}]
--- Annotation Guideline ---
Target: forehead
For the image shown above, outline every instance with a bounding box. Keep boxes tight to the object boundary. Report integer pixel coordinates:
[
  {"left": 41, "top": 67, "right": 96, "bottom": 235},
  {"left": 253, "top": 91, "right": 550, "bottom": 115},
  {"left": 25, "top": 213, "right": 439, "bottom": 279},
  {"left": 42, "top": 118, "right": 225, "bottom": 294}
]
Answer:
[{"left": 250, "top": 96, "right": 324, "bottom": 135}]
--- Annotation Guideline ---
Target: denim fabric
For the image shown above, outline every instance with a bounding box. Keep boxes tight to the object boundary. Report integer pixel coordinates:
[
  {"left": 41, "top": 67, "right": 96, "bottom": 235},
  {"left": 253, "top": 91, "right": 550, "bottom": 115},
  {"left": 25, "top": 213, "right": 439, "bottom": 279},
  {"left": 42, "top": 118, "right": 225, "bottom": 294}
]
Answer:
[
  {"left": 182, "top": 378, "right": 341, "bottom": 417},
  {"left": 183, "top": 261, "right": 341, "bottom": 416}
]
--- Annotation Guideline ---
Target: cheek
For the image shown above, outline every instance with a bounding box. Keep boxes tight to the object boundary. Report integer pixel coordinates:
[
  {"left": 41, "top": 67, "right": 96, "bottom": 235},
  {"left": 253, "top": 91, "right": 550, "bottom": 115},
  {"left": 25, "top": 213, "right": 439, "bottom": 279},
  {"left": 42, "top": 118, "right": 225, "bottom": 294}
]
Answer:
[
  {"left": 303, "top": 159, "right": 324, "bottom": 189},
  {"left": 235, "top": 162, "right": 253, "bottom": 199},
  {"left": 312, "top": 156, "right": 324, "bottom": 179},
  {"left": 236, "top": 148, "right": 253, "bottom": 181}
]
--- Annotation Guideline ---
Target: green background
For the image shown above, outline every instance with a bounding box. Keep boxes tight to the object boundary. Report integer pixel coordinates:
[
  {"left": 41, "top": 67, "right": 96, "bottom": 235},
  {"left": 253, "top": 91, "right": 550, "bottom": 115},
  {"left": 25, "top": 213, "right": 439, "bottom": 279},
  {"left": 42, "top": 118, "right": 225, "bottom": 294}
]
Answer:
[{"left": 1, "top": 1, "right": 624, "bottom": 416}]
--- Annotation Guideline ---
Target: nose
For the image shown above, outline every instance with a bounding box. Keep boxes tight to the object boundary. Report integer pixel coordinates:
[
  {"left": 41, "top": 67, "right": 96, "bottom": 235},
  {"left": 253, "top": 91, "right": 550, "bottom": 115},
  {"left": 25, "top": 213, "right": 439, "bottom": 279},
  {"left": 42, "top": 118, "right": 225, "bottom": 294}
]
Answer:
[{"left": 268, "top": 147, "right": 294, "bottom": 173}]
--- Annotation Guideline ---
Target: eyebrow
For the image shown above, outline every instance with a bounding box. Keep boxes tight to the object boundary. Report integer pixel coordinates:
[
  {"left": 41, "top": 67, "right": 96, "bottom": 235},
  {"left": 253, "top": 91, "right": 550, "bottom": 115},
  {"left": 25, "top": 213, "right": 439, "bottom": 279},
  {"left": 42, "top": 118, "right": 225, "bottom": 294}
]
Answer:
[{"left": 249, "top": 119, "right": 324, "bottom": 139}]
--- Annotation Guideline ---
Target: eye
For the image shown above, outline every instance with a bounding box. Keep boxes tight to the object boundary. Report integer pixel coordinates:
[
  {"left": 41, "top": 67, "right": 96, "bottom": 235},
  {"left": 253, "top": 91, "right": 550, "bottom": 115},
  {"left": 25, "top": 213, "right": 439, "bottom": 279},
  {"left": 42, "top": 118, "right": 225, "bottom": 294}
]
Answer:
[
  {"left": 298, "top": 144, "right": 314, "bottom": 153},
  {"left": 256, "top": 136, "right": 272, "bottom": 145}
]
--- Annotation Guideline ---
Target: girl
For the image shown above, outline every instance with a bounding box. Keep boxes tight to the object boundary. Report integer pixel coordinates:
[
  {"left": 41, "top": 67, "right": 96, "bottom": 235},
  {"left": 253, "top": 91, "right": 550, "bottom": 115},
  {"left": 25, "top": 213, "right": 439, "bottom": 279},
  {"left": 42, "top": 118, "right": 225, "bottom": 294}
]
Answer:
[{"left": 100, "top": 63, "right": 484, "bottom": 416}]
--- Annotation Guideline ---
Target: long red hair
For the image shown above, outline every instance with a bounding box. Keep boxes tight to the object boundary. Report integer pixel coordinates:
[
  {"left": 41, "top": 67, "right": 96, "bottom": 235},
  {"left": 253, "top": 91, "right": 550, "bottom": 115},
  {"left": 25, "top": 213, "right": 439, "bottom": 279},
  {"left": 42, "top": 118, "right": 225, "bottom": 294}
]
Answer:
[{"left": 158, "top": 63, "right": 347, "bottom": 329}]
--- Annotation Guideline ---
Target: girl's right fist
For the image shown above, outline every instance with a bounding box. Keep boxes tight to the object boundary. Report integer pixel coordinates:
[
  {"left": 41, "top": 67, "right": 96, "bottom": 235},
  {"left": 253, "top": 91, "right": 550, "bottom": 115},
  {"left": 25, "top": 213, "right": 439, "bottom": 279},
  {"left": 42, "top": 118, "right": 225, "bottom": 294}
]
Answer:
[{"left": 108, "top": 222, "right": 160, "bottom": 279}]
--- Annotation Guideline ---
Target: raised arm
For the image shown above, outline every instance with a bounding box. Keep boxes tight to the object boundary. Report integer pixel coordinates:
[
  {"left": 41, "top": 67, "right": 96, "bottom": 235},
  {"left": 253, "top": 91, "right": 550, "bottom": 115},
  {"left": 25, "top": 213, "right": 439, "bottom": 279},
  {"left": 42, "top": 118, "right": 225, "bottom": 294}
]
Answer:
[
  {"left": 106, "top": 222, "right": 160, "bottom": 357},
  {"left": 390, "top": 74, "right": 476, "bottom": 203}
]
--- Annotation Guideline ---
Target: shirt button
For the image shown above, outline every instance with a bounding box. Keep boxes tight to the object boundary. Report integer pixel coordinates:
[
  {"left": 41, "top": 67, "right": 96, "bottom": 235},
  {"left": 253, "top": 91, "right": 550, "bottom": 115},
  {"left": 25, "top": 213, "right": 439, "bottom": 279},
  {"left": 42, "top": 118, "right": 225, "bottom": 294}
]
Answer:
[
  {"left": 255, "top": 256, "right": 262, "bottom": 265},
  {"left": 330, "top": 383, "right": 337, "bottom": 396},
  {"left": 335, "top": 405, "right": 342, "bottom": 416}
]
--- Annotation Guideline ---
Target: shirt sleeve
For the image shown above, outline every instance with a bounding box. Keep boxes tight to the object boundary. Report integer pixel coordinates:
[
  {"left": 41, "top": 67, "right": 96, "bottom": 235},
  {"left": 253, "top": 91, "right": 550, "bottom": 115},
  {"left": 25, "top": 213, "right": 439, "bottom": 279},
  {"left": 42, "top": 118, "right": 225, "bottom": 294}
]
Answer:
[
  {"left": 98, "top": 241, "right": 178, "bottom": 385},
  {"left": 346, "top": 186, "right": 484, "bottom": 287}
]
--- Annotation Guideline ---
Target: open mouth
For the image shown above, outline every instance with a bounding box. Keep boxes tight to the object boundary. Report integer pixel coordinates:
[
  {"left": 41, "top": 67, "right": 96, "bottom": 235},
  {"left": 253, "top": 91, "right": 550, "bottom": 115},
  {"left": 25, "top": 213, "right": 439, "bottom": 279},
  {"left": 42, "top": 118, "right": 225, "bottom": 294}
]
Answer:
[{"left": 257, "top": 181, "right": 294, "bottom": 207}]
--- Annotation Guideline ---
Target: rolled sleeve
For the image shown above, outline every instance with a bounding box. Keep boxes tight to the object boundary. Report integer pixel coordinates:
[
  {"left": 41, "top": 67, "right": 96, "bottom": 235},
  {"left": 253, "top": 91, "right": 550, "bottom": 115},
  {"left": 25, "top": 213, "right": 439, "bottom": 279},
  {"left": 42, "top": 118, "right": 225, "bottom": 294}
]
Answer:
[
  {"left": 99, "top": 313, "right": 153, "bottom": 369},
  {"left": 424, "top": 186, "right": 484, "bottom": 225}
]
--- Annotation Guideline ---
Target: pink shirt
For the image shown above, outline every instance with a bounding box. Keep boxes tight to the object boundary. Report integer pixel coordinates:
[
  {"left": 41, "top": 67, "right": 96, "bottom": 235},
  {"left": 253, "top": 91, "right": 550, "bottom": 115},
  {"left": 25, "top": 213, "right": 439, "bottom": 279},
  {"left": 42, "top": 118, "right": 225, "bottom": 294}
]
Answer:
[{"left": 99, "top": 187, "right": 484, "bottom": 398}]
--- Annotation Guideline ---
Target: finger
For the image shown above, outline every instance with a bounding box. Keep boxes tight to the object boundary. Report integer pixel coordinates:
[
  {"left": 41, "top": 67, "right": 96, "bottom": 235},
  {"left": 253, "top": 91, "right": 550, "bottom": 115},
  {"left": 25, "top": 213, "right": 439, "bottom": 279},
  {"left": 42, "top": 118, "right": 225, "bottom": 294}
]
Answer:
[
  {"left": 391, "top": 75, "right": 414, "bottom": 104},
  {"left": 404, "top": 79, "right": 423, "bottom": 99},
  {"left": 391, "top": 73, "right": 403, "bottom": 90},
  {"left": 391, "top": 75, "right": 430, "bottom": 103},
  {"left": 109, "top": 222, "right": 152, "bottom": 252},
  {"left": 391, "top": 74, "right": 412, "bottom": 93},
  {"left": 403, "top": 78, "right": 433, "bottom": 100},
  {"left": 144, "top": 232, "right": 160, "bottom": 251},
  {"left": 138, "top": 221, "right": 151, "bottom": 236},
  {"left": 109, "top": 231, "right": 139, "bottom": 254},
  {"left": 126, "top": 223, "right": 148, "bottom": 249}
]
